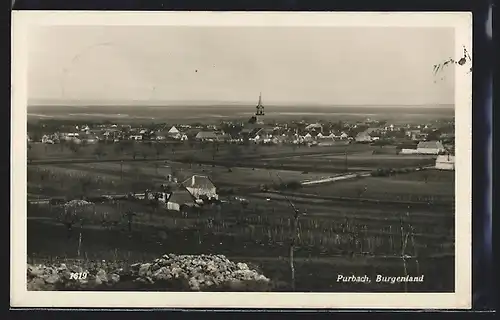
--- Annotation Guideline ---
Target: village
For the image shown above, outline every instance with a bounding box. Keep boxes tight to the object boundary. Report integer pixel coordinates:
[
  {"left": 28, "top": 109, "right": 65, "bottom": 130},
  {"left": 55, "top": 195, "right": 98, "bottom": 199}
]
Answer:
[
  {"left": 27, "top": 97, "right": 456, "bottom": 292},
  {"left": 27, "top": 96, "right": 456, "bottom": 212}
]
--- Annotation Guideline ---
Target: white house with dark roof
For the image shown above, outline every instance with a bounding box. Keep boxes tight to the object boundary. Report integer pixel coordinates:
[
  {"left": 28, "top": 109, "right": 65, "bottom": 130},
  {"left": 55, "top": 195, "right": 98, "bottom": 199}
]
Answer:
[
  {"left": 182, "top": 175, "right": 218, "bottom": 200},
  {"left": 417, "top": 141, "right": 445, "bottom": 154}
]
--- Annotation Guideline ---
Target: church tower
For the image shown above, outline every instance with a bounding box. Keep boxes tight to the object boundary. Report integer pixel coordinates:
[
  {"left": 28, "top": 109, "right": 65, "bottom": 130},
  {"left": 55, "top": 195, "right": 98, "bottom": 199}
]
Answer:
[
  {"left": 256, "top": 92, "right": 264, "bottom": 116},
  {"left": 248, "top": 93, "right": 265, "bottom": 125}
]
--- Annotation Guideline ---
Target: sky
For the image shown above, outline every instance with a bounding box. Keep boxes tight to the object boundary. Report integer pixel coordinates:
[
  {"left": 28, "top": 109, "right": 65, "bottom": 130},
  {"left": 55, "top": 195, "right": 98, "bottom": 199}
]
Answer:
[{"left": 28, "top": 26, "right": 455, "bottom": 107}]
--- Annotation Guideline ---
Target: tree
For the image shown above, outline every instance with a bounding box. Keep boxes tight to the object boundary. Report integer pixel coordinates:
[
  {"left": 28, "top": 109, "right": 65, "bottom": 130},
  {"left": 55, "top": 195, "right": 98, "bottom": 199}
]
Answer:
[
  {"left": 356, "top": 185, "right": 367, "bottom": 198},
  {"left": 228, "top": 144, "right": 242, "bottom": 163},
  {"left": 68, "top": 140, "right": 80, "bottom": 154},
  {"left": 422, "top": 171, "right": 429, "bottom": 184},
  {"left": 124, "top": 209, "right": 137, "bottom": 232},
  {"left": 58, "top": 201, "right": 90, "bottom": 239},
  {"left": 79, "top": 176, "right": 93, "bottom": 198},
  {"left": 114, "top": 142, "right": 125, "bottom": 155},
  {"left": 94, "top": 144, "right": 105, "bottom": 159},
  {"left": 155, "top": 143, "right": 165, "bottom": 160},
  {"left": 182, "top": 154, "right": 196, "bottom": 169}
]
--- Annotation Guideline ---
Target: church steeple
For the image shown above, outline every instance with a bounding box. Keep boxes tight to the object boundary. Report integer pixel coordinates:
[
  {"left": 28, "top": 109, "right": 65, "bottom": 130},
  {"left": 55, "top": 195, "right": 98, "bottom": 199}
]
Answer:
[{"left": 255, "top": 92, "right": 264, "bottom": 116}]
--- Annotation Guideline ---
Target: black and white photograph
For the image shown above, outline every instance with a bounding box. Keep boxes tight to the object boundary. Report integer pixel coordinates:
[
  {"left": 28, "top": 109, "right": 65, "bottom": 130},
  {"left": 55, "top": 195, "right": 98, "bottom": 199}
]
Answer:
[{"left": 11, "top": 11, "right": 472, "bottom": 309}]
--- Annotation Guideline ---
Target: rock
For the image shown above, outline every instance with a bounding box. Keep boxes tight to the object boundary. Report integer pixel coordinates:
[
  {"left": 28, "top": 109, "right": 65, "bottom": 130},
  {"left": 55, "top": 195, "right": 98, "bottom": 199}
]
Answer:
[
  {"left": 27, "top": 265, "right": 44, "bottom": 277},
  {"left": 57, "top": 263, "right": 67, "bottom": 271},
  {"left": 96, "top": 269, "right": 108, "bottom": 283},
  {"left": 153, "top": 267, "right": 170, "bottom": 281},
  {"left": 69, "top": 265, "right": 84, "bottom": 273},
  {"left": 138, "top": 263, "right": 152, "bottom": 277},
  {"left": 26, "top": 253, "right": 271, "bottom": 291},
  {"left": 188, "top": 278, "right": 201, "bottom": 291},
  {"left": 108, "top": 273, "right": 120, "bottom": 283},
  {"left": 43, "top": 274, "right": 60, "bottom": 284},
  {"left": 237, "top": 262, "right": 249, "bottom": 270}
]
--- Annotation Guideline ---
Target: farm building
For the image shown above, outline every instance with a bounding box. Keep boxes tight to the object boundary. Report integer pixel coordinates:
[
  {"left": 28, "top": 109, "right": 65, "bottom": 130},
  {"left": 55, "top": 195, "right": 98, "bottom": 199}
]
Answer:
[
  {"left": 182, "top": 175, "right": 218, "bottom": 200},
  {"left": 355, "top": 132, "right": 372, "bottom": 142},
  {"left": 166, "top": 186, "right": 196, "bottom": 211},
  {"left": 435, "top": 155, "right": 455, "bottom": 170},
  {"left": 417, "top": 141, "right": 445, "bottom": 154},
  {"left": 195, "top": 131, "right": 218, "bottom": 141},
  {"left": 168, "top": 126, "right": 180, "bottom": 135}
]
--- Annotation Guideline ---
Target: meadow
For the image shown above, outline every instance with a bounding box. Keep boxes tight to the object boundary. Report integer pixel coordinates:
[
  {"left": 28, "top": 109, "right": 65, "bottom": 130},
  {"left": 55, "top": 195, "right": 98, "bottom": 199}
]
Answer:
[{"left": 26, "top": 137, "right": 455, "bottom": 292}]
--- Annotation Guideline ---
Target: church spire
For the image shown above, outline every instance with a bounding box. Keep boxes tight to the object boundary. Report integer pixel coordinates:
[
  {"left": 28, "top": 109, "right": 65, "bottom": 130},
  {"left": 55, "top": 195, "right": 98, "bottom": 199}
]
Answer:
[{"left": 255, "top": 92, "right": 264, "bottom": 116}]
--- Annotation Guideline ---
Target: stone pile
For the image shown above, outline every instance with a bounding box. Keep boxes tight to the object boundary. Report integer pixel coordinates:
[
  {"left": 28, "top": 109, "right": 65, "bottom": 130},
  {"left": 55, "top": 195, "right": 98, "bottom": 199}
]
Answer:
[
  {"left": 27, "top": 262, "right": 121, "bottom": 291},
  {"left": 129, "top": 254, "right": 271, "bottom": 291},
  {"left": 27, "top": 254, "right": 272, "bottom": 291}
]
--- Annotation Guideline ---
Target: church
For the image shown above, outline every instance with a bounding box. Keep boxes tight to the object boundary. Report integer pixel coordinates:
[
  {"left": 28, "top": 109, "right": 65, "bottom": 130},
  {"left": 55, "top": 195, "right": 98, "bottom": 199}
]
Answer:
[
  {"left": 240, "top": 93, "right": 268, "bottom": 140},
  {"left": 248, "top": 92, "right": 265, "bottom": 125}
]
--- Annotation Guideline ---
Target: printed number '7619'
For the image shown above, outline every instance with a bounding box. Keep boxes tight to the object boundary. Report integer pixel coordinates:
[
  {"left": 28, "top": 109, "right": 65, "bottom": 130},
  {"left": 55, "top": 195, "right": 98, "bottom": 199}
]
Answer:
[{"left": 69, "top": 272, "right": 88, "bottom": 280}]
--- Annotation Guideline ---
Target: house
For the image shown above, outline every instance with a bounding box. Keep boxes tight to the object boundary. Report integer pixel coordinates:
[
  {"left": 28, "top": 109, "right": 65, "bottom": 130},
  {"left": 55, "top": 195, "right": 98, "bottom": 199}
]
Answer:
[
  {"left": 155, "top": 132, "right": 167, "bottom": 140},
  {"left": 184, "top": 128, "right": 201, "bottom": 140},
  {"left": 195, "top": 131, "right": 218, "bottom": 141},
  {"left": 417, "top": 141, "right": 445, "bottom": 154},
  {"left": 129, "top": 135, "right": 143, "bottom": 141},
  {"left": 406, "top": 129, "right": 428, "bottom": 141},
  {"left": 435, "top": 155, "right": 455, "bottom": 170},
  {"left": 79, "top": 133, "right": 98, "bottom": 144},
  {"left": 253, "top": 128, "right": 274, "bottom": 142},
  {"left": 239, "top": 127, "right": 262, "bottom": 140},
  {"left": 182, "top": 175, "right": 218, "bottom": 200},
  {"left": 355, "top": 132, "right": 372, "bottom": 142},
  {"left": 214, "top": 131, "right": 231, "bottom": 142},
  {"left": 399, "top": 148, "right": 420, "bottom": 155},
  {"left": 168, "top": 126, "right": 180, "bottom": 135},
  {"left": 41, "top": 135, "right": 54, "bottom": 144},
  {"left": 166, "top": 186, "right": 196, "bottom": 211},
  {"left": 59, "top": 132, "right": 80, "bottom": 141},
  {"left": 305, "top": 123, "right": 323, "bottom": 132}
]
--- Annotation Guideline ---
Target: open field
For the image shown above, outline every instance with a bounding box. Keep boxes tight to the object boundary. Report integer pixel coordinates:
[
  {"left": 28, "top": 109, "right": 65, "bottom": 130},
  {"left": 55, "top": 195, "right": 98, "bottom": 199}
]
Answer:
[
  {"left": 28, "top": 141, "right": 405, "bottom": 163},
  {"left": 27, "top": 138, "right": 455, "bottom": 292},
  {"left": 29, "top": 141, "right": 437, "bottom": 178},
  {"left": 28, "top": 141, "right": 353, "bottom": 161},
  {"left": 300, "top": 169, "right": 455, "bottom": 203},
  {"left": 28, "top": 193, "right": 454, "bottom": 292},
  {"left": 27, "top": 161, "right": 336, "bottom": 199}
]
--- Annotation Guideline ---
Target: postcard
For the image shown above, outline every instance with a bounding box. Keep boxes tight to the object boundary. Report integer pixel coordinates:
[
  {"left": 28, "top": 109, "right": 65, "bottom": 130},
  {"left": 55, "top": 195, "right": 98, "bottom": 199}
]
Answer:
[{"left": 11, "top": 11, "right": 472, "bottom": 309}]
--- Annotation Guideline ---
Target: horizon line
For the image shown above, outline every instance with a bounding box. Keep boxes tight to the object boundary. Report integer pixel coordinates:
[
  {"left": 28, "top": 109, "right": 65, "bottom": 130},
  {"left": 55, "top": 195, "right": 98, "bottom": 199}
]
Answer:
[{"left": 28, "top": 102, "right": 455, "bottom": 108}]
